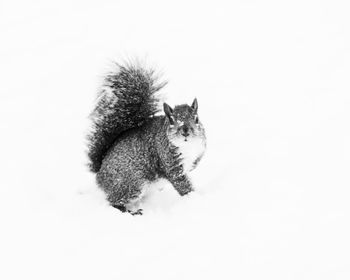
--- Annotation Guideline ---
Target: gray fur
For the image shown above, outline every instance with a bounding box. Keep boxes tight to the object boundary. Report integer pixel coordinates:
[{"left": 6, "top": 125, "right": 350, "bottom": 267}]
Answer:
[{"left": 88, "top": 63, "right": 206, "bottom": 214}]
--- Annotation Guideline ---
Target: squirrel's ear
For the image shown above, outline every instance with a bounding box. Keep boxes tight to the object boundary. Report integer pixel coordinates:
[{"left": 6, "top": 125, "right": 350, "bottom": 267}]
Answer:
[
  {"left": 163, "top": 102, "right": 174, "bottom": 116},
  {"left": 163, "top": 103, "right": 175, "bottom": 125},
  {"left": 191, "top": 98, "right": 198, "bottom": 113}
]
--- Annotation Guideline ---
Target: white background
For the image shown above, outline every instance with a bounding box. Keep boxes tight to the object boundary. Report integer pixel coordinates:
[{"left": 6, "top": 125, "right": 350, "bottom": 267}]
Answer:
[{"left": 1, "top": 0, "right": 350, "bottom": 279}]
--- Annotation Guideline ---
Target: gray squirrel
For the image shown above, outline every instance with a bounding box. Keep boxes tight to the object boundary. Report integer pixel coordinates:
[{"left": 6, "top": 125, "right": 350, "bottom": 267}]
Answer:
[{"left": 87, "top": 62, "right": 206, "bottom": 214}]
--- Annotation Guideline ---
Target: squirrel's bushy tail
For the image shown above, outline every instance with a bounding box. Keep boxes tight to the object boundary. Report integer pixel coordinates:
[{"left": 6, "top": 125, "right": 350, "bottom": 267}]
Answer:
[{"left": 87, "top": 62, "right": 167, "bottom": 173}]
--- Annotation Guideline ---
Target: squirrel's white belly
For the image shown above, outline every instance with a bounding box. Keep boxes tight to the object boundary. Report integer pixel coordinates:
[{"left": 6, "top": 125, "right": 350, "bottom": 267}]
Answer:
[{"left": 171, "top": 136, "right": 206, "bottom": 173}]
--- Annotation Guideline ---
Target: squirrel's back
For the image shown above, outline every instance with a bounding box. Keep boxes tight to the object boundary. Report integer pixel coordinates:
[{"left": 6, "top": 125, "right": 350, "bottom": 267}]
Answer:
[
  {"left": 96, "top": 116, "right": 168, "bottom": 188},
  {"left": 87, "top": 63, "right": 167, "bottom": 173}
]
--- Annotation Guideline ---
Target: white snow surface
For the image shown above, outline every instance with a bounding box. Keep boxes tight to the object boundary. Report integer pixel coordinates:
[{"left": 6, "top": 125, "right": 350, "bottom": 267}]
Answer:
[{"left": 1, "top": 1, "right": 350, "bottom": 279}]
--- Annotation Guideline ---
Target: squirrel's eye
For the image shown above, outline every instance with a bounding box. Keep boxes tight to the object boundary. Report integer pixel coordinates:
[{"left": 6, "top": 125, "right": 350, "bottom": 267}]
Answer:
[{"left": 195, "top": 116, "right": 199, "bottom": 124}]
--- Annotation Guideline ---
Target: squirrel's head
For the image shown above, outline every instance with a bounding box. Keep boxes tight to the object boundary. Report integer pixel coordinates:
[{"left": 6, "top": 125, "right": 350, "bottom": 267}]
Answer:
[{"left": 163, "top": 98, "right": 204, "bottom": 142}]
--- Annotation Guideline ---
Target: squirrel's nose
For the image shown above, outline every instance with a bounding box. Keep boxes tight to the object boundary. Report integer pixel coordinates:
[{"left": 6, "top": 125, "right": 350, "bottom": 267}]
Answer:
[{"left": 182, "top": 126, "right": 189, "bottom": 137}]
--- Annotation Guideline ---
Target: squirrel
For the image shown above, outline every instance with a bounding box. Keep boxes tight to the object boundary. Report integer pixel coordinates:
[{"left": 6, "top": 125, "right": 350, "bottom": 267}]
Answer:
[{"left": 87, "top": 62, "right": 206, "bottom": 215}]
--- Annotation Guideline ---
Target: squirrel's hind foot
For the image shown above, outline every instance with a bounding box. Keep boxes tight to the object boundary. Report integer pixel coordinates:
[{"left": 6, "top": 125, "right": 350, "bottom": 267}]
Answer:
[
  {"left": 111, "top": 204, "right": 143, "bottom": 216},
  {"left": 112, "top": 204, "right": 127, "bottom": 212},
  {"left": 128, "top": 209, "right": 143, "bottom": 215}
]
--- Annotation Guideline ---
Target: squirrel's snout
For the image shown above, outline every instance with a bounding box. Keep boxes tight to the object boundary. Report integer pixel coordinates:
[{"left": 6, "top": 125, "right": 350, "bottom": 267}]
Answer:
[{"left": 182, "top": 126, "right": 190, "bottom": 137}]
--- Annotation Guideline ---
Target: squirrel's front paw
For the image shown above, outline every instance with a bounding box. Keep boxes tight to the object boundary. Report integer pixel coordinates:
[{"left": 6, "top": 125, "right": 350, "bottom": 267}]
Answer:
[
  {"left": 128, "top": 209, "right": 143, "bottom": 216},
  {"left": 179, "top": 187, "right": 194, "bottom": 196}
]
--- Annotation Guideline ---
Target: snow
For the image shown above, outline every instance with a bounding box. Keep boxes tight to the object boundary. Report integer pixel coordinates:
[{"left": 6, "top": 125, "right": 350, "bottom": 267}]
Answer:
[{"left": 1, "top": 0, "right": 350, "bottom": 279}]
